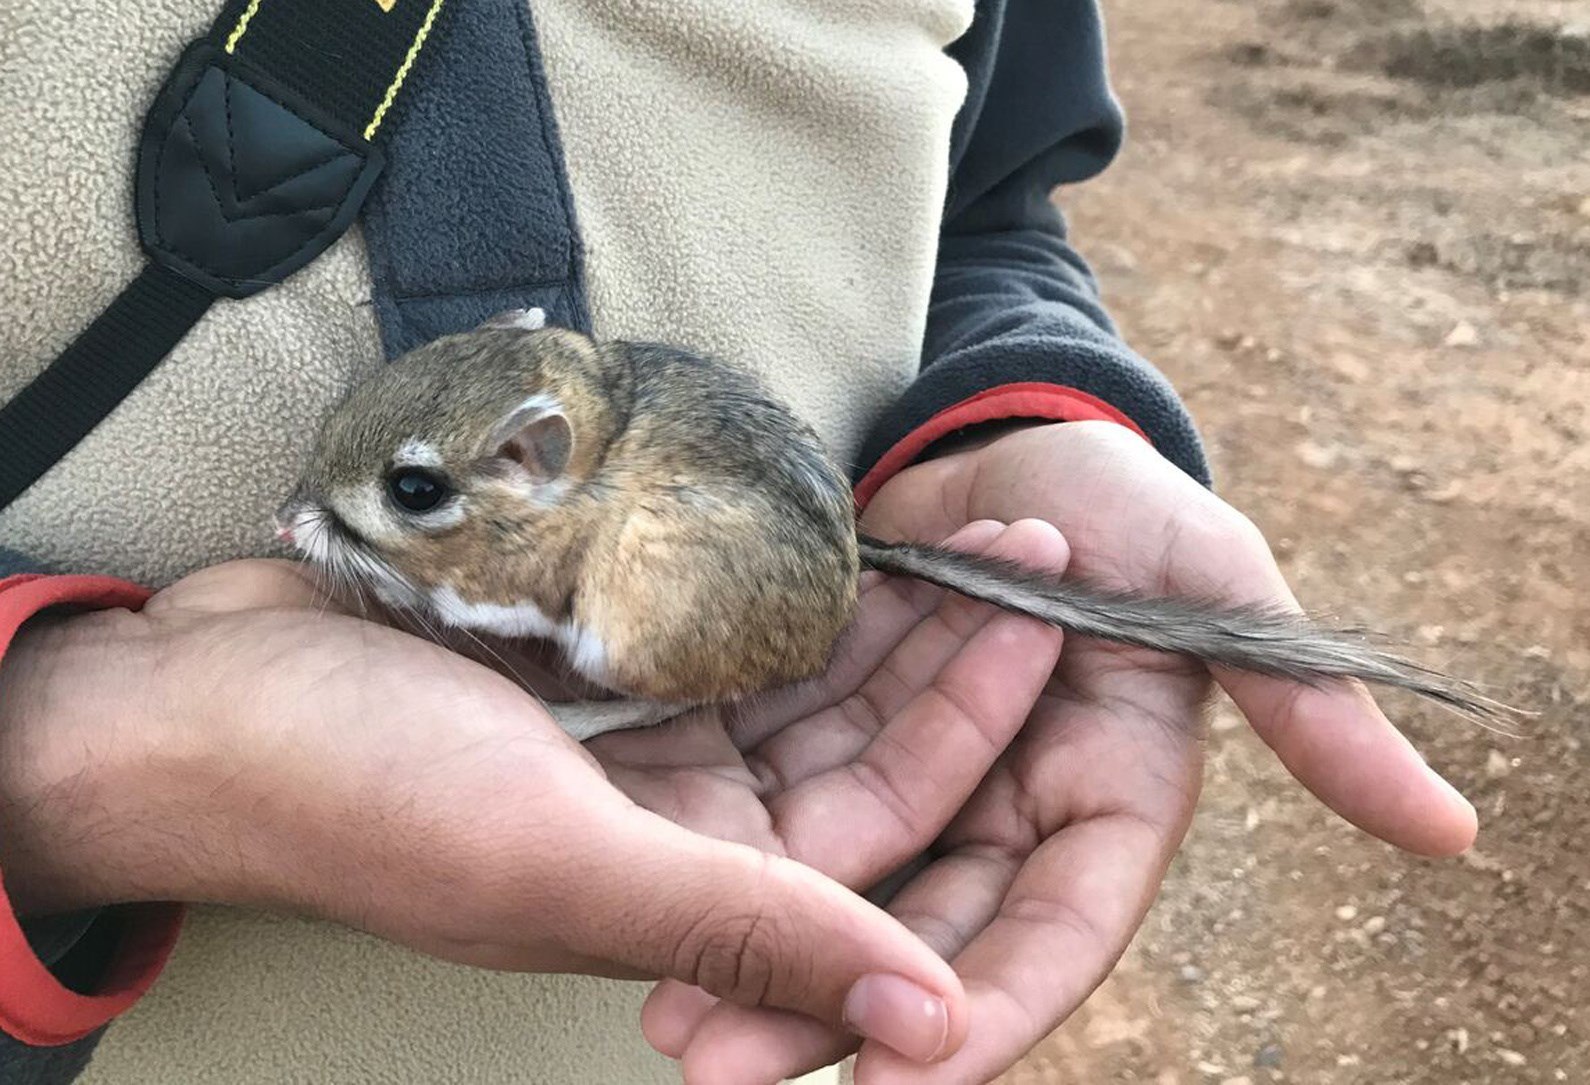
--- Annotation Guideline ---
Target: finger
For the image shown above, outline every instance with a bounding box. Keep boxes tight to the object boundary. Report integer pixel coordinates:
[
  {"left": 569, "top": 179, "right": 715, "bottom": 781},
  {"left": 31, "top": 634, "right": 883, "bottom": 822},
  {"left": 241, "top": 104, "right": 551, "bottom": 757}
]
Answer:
[
  {"left": 730, "top": 521, "right": 1011, "bottom": 746},
  {"left": 661, "top": 846, "right": 1023, "bottom": 1085},
  {"left": 1170, "top": 532, "right": 1479, "bottom": 859},
  {"left": 680, "top": 1004, "right": 855, "bottom": 1085},
  {"left": 1148, "top": 516, "right": 1478, "bottom": 859},
  {"left": 750, "top": 520, "right": 1067, "bottom": 787},
  {"left": 760, "top": 521, "right": 1067, "bottom": 888},
  {"left": 1216, "top": 669, "right": 1478, "bottom": 856},
  {"left": 554, "top": 803, "right": 967, "bottom": 1064},
  {"left": 854, "top": 813, "right": 1181, "bottom": 1085},
  {"left": 641, "top": 980, "right": 720, "bottom": 1059}
]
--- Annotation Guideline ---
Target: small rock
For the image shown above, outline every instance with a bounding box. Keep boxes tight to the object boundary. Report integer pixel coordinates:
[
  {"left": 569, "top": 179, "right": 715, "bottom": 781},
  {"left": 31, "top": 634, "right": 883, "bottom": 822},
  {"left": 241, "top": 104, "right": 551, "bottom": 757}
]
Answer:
[
  {"left": 1329, "top": 353, "right": 1370, "bottom": 382},
  {"left": 1296, "top": 440, "right": 1340, "bottom": 469},
  {"left": 1498, "top": 1049, "right": 1527, "bottom": 1067},
  {"left": 1448, "top": 1027, "right": 1470, "bottom": 1054},
  {"left": 1389, "top": 454, "right": 1421, "bottom": 473},
  {"left": 1180, "top": 964, "right": 1207, "bottom": 984},
  {"left": 1335, "top": 904, "right": 1359, "bottom": 922},
  {"left": 1444, "top": 321, "right": 1480, "bottom": 348},
  {"left": 1336, "top": 1054, "right": 1361, "bottom": 1067},
  {"left": 1196, "top": 1061, "right": 1227, "bottom": 1075},
  {"left": 1231, "top": 995, "right": 1261, "bottom": 1012},
  {"left": 1221, "top": 1077, "right": 1253, "bottom": 1085},
  {"left": 1406, "top": 240, "right": 1440, "bottom": 267},
  {"left": 1463, "top": 849, "right": 1502, "bottom": 872},
  {"left": 1486, "top": 749, "right": 1513, "bottom": 778},
  {"left": 1254, "top": 1043, "right": 1284, "bottom": 1069},
  {"left": 1576, "top": 194, "right": 1590, "bottom": 218},
  {"left": 1363, "top": 916, "right": 1387, "bottom": 935}
]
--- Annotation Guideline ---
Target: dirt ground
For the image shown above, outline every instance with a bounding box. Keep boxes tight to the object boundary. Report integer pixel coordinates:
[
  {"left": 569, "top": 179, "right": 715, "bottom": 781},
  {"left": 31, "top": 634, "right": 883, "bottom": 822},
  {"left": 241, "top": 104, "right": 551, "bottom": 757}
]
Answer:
[{"left": 1003, "top": 1, "right": 1590, "bottom": 1082}]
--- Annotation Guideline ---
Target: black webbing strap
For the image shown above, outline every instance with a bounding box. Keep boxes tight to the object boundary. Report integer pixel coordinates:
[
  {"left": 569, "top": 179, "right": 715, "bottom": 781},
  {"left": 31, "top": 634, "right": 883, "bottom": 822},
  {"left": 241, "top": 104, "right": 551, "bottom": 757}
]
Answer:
[{"left": 0, "top": 0, "right": 450, "bottom": 511}]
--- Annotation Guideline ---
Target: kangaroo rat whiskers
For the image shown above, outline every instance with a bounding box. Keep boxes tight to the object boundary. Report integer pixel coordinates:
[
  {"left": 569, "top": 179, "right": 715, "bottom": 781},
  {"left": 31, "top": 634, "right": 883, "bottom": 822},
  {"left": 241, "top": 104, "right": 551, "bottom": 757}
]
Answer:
[{"left": 278, "top": 311, "right": 1518, "bottom": 740}]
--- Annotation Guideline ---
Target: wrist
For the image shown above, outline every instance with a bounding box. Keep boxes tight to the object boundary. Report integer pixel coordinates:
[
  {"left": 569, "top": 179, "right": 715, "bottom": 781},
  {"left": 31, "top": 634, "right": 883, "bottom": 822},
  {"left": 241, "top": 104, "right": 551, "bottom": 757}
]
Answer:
[
  {"left": 0, "top": 607, "right": 172, "bottom": 914},
  {"left": 920, "top": 418, "right": 1060, "bottom": 461}
]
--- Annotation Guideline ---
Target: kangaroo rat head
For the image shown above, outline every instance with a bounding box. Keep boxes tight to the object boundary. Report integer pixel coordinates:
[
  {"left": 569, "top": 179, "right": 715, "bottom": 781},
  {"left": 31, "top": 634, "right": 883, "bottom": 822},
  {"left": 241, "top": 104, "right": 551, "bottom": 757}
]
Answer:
[{"left": 277, "top": 310, "right": 630, "bottom": 620}]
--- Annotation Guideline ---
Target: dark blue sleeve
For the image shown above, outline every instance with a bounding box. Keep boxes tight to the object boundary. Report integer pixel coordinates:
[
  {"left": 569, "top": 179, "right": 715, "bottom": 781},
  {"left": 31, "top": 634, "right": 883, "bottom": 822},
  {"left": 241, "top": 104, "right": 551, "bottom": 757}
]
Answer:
[
  {"left": 0, "top": 549, "right": 44, "bottom": 578},
  {"left": 0, "top": 913, "right": 116, "bottom": 1084},
  {"left": 0, "top": 547, "right": 117, "bottom": 1084},
  {"left": 856, "top": 0, "right": 1211, "bottom": 486}
]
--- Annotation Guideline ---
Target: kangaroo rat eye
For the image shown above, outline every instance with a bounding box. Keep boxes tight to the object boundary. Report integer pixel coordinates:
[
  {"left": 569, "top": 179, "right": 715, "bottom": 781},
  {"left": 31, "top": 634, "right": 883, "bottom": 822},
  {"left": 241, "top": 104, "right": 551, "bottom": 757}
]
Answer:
[{"left": 388, "top": 469, "right": 449, "bottom": 513}]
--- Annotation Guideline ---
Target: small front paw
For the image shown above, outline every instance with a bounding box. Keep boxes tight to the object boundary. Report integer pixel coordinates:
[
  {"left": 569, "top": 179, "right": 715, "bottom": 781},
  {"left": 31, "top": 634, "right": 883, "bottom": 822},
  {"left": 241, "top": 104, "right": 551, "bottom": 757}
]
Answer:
[{"left": 482, "top": 307, "right": 549, "bottom": 332}]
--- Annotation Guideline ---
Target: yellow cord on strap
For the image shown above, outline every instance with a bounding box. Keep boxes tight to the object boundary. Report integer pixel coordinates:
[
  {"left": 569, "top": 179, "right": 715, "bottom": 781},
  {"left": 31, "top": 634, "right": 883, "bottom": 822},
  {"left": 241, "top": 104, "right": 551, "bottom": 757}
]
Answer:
[
  {"left": 223, "top": 0, "right": 264, "bottom": 54},
  {"left": 365, "top": 0, "right": 446, "bottom": 140}
]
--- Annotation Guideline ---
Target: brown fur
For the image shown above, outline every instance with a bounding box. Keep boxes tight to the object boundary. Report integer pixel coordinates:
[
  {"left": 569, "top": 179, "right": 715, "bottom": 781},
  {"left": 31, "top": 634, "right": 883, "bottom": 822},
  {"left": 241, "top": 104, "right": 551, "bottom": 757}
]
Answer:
[{"left": 286, "top": 324, "right": 859, "bottom": 702}]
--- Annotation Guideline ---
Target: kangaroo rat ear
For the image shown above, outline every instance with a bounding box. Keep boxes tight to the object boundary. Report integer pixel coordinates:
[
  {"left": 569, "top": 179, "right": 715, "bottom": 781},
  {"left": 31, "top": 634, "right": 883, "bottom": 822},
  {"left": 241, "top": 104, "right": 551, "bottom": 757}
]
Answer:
[
  {"left": 481, "top": 308, "right": 548, "bottom": 332},
  {"left": 490, "top": 397, "right": 573, "bottom": 482}
]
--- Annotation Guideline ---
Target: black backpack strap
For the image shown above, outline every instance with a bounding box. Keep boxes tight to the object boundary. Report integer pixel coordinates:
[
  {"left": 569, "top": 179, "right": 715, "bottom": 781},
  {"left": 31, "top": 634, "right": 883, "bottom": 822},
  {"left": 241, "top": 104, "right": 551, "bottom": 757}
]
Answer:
[{"left": 0, "top": 0, "right": 450, "bottom": 511}]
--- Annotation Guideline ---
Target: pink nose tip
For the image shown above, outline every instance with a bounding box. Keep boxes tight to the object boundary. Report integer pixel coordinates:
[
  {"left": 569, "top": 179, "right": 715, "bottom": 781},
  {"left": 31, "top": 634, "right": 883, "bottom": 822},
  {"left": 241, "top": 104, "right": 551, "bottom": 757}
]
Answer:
[{"left": 276, "top": 524, "right": 296, "bottom": 544}]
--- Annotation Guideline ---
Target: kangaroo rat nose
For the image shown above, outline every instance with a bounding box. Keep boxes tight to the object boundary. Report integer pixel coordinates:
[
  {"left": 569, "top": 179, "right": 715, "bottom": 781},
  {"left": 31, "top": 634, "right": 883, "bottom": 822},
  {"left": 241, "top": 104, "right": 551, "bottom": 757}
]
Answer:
[{"left": 274, "top": 498, "right": 316, "bottom": 548}]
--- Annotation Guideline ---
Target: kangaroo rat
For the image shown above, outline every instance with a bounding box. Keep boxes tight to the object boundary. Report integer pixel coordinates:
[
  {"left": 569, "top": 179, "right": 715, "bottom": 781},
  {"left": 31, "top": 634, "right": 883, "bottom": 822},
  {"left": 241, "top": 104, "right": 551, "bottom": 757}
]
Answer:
[{"left": 278, "top": 310, "right": 1512, "bottom": 739}]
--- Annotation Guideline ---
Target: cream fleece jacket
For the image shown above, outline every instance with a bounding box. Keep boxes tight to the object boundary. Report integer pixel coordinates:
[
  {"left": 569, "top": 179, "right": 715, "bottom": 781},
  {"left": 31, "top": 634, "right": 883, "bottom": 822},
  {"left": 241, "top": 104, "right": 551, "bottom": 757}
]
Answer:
[{"left": 0, "top": 0, "right": 972, "bottom": 1080}]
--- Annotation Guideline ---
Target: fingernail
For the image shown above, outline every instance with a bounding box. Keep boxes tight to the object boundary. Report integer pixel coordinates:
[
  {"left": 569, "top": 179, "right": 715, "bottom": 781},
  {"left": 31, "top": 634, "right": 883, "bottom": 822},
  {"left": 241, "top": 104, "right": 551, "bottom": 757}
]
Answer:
[{"left": 842, "top": 973, "right": 950, "bottom": 1062}]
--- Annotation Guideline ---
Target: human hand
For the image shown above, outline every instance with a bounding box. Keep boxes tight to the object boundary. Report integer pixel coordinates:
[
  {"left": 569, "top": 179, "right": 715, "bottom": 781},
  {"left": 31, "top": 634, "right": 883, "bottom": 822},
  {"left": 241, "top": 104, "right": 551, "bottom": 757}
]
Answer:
[
  {"left": 0, "top": 557, "right": 1039, "bottom": 1056},
  {"left": 585, "top": 519, "right": 1064, "bottom": 1068},
  {"left": 645, "top": 420, "right": 1478, "bottom": 1084}
]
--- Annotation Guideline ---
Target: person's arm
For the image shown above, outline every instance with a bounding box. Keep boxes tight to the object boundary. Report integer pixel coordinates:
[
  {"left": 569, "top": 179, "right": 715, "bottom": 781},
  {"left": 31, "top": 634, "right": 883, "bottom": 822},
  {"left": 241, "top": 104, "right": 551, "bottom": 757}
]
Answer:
[
  {"left": 855, "top": 0, "right": 1209, "bottom": 505},
  {"left": 1, "top": 554, "right": 1079, "bottom": 1074},
  {"left": 0, "top": 554, "right": 184, "bottom": 1083}
]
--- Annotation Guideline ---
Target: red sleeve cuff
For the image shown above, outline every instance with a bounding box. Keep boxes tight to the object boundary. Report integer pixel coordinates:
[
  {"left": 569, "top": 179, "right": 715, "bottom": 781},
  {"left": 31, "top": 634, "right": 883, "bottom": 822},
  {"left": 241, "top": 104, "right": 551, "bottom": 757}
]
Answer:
[
  {"left": 0, "top": 574, "right": 184, "bottom": 1047},
  {"left": 853, "top": 381, "right": 1150, "bottom": 507}
]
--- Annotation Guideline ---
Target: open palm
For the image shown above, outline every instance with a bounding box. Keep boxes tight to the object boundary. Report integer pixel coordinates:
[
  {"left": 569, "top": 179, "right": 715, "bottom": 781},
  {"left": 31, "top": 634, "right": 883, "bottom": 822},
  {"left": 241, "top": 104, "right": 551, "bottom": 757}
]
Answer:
[
  {"left": 643, "top": 421, "right": 1479, "bottom": 1085},
  {"left": 590, "top": 520, "right": 1064, "bottom": 893}
]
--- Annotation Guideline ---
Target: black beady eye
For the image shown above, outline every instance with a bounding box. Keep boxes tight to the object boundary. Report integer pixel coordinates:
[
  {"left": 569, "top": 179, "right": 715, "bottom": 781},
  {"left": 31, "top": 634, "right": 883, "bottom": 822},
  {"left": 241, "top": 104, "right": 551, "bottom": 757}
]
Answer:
[{"left": 388, "top": 469, "right": 449, "bottom": 513}]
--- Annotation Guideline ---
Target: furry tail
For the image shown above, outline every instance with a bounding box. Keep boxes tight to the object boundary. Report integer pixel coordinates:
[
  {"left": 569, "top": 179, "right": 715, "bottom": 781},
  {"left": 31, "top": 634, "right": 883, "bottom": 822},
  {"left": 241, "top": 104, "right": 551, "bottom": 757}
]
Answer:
[{"left": 857, "top": 534, "right": 1522, "bottom": 728}]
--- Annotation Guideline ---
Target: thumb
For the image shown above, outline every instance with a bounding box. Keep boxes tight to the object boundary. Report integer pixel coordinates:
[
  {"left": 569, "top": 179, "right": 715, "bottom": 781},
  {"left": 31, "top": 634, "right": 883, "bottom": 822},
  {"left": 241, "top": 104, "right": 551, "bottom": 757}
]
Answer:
[
  {"left": 1198, "top": 539, "right": 1478, "bottom": 858},
  {"left": 554, "top": 804, "right": 967, "bottom": 1065},
  {"left": 1216, "top": 667, "right": 1478, "bottom": 858}
]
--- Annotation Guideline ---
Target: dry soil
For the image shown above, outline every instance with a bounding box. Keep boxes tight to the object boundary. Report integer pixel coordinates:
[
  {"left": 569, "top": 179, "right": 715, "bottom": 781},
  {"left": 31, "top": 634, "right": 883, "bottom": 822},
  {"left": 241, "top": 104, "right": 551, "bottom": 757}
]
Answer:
[{"left": 1004, "top": 0, "right": 1589, "bottom": 1082}]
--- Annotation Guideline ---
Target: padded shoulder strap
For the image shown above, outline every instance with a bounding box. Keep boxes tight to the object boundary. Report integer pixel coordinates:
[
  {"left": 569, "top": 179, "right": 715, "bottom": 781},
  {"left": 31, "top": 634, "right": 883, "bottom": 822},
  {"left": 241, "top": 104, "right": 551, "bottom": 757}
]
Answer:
[{"left": 0, "top": 0, "right": 450, "bottom": 511}]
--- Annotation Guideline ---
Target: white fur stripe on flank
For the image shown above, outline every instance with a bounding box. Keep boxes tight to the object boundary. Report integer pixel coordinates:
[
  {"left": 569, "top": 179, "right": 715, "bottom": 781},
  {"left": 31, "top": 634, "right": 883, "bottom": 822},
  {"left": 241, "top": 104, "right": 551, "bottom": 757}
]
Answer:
[{"left": 430, "top": 586, "right": 558, "bottom": 638}]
